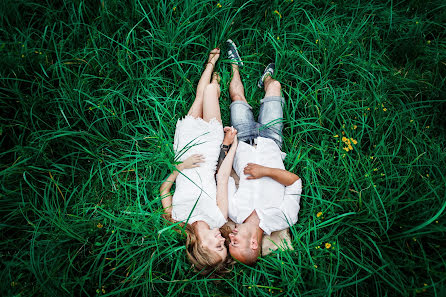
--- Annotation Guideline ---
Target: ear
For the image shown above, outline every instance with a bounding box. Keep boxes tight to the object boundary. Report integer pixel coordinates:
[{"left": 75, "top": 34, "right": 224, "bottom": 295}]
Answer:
[{"left": 250, "top": 238, "right": 258, "bottom": 250}]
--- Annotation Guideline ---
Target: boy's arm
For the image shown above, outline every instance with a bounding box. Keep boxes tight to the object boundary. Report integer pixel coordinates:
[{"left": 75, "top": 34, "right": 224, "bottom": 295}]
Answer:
[
  {"left": 258, "top": 178, "right": 303, "bottom": 234},
  {"left": 243, "top": 163, "right": 299, "bottom": 186}
]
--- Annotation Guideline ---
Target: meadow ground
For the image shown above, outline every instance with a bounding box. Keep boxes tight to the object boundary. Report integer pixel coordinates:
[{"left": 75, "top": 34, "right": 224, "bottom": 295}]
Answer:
[{"left": 1, "top": 0, "right": 445, "bottom": 296}]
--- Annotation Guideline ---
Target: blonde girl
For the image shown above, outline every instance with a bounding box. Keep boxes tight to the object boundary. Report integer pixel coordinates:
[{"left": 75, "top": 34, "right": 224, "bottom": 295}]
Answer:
[{"left": 159, "top": 48, "right": 237, "bottom": 274}]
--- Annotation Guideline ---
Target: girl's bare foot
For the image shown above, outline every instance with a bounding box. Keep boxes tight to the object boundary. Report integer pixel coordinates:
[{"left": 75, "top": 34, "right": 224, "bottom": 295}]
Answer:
[{"left": 207, "top": 48, "right": 220, "bottom": 67}]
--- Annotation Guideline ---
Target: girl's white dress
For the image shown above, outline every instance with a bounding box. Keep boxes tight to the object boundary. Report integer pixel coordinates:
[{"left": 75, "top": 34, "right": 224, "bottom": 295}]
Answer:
[{"left": 171, "top": 116, "right": 226, "bottom": 229}]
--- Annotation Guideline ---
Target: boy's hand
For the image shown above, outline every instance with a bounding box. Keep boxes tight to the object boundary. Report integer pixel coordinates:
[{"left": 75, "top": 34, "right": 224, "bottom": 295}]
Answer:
[
  {"left": 244, "top": 163, "right": 269, "bottom": 179},
  {"left": 179, "top": 154, "right": 205, "bottom": 170},
  {"left": 223, "top": 126, "right": 238, "bottom": 145}
]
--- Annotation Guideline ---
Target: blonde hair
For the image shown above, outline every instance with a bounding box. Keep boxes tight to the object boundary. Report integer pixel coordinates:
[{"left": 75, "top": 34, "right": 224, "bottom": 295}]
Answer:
[{"left": 163, "top": 214, "right": 234, "bottom": 275}]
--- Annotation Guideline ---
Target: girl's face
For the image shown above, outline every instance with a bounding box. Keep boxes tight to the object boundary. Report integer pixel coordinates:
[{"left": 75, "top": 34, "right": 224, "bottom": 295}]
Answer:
[{"left": 199, "top": 228, "right": 227, "bottom": 260}]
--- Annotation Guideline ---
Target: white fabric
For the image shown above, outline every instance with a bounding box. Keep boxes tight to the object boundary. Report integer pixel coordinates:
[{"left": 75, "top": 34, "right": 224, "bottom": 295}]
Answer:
[
  {"left": 228, "top": 137, "right": 302, "bottom": 235},
  {"left": 171, "top": 115, "right": 226, "bottom": 229}
]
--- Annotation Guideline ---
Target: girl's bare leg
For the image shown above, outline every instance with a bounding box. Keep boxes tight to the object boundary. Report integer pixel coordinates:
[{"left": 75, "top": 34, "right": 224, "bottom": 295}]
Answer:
[
  {"left": 202, "top": 72, "right": 222, "bottom": 123},
  {"left": 229, "top": 64, "right": 247, "bottom": 103},
  {"left": 187, "top": 48, "right": 221, "bottom": 118}
]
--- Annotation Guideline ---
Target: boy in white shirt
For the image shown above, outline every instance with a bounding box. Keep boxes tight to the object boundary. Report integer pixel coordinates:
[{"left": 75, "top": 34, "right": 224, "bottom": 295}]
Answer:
[{"left": 226, "top": 40, "right": 303, "bottom": 265}]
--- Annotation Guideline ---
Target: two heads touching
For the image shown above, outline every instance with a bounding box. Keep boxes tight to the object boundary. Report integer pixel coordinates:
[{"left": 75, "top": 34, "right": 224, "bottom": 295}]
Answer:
[{"left": 159, "top": 40, "right": 303, "bottom": 275}]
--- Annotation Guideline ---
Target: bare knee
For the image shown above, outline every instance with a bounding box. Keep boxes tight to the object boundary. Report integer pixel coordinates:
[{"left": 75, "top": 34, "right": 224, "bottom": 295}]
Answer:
[{"left": 204, "top": 83, "right": 220, "bottom": 96}]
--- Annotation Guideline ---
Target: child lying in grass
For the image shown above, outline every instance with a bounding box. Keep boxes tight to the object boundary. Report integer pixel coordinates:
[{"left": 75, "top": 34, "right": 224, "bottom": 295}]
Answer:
[{"left": 159, "top": 48, "right": 237, "bottom": 275}]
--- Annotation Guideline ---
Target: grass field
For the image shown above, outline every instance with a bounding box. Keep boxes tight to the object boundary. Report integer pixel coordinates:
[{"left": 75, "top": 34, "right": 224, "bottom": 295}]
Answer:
[{"left": 1, "top": 0, "right": 446, "bottom": 296}]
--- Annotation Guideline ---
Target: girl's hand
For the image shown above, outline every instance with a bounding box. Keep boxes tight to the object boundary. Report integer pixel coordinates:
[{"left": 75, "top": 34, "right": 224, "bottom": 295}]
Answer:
[
  {"left": 223, "top": 126, "right": 238, "bottom": 145},
  {"left": 179, "top": 154, "right": 205, "bottom": 170}
]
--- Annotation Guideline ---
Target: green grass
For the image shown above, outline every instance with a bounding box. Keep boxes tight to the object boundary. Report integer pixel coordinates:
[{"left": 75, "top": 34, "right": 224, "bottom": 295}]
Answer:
[{"left": 1, "top": 0, "right": 445, "bottom": 296}]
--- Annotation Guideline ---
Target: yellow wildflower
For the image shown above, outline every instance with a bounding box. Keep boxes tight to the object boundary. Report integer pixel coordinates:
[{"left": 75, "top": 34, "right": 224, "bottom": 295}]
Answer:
[
  {"left": 315, "top": 39, "right": 319, "bottom": 44},
  {"left": 342, "top": 131, "right": 345, "bottom": 135},
  {"left": 333, "top": 134, "right": 339, "bottom": 138},
  {"left": 314, "top": 264, "right": 318, "bottom": 268},
  {"left": 277, "top": 36, "right": 280, "bottom": 40},
  {"left": 97, "top": 223, "right": 103, "bottom": 228},
  {"left": 353, "top": 125, "right": 357, "bottom": 129},
  {"left": 383, "top": 108, "right": 387, "bottom": 111},
  {"left": 216, "top": 3, "right": 222, "bottom": 8},
  {"left": 370, "top": 156, "right": 374, "bottom": 159},
  {"left": 273, "top": 10, "right": 282, "bottom": 18},
  {"left": 173, "top": 6, "right": 176, "bottom": 11},
  {"left": 348, "top": 144, "right": 353, "bottom": 150},
  {"left": 342, "top": 136, "right": 347, "bottom": 142},
  {"left": 343, "top": 147, "right": 349, "bottom": 152},
  {"left": 373, "top": 168, "right": 378, "bottom": 171},
  {"left": 351, "top": 139, "right": 358, "bottom": 145},
  {"left": 325, "top": 243, "right": 331, "bottom": 249},
  {"left": 317, "top": 211, "right": 323, "bottom": 217}
]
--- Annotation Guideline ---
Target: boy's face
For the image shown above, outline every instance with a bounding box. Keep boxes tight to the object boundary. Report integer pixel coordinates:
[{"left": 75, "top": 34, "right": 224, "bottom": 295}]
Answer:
[{"left": 228, "top": 223, "right": 253, "bottom": 261}]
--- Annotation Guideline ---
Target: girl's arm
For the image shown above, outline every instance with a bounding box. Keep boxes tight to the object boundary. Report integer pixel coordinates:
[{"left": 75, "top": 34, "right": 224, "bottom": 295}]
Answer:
[
  {"left": 159, "top": 154, "right": 205, "bottom": 217},
  {"left": 216, "top": 129, "right": 238, "bottom": 219}
]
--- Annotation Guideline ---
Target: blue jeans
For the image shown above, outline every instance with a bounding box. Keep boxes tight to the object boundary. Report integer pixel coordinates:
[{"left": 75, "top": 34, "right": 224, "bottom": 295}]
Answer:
[{"left": 230, "top": 96, "right": 285, "bottom": 149}]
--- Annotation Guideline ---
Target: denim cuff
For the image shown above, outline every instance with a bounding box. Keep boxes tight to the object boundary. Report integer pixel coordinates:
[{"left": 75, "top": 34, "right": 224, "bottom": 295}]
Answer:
[
  {"left": 230, "top": 100, "right": 253, "bottom": 109},
  {"left": 260, "top": 96, "right": 285, "bottom": 104}
]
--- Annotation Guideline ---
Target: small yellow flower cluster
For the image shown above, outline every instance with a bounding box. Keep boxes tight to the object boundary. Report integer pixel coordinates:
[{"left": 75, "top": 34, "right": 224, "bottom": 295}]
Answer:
[
  {"left": 97, "top": 223, "right": 103, "bottom": 228},
  {"left": 317, "top": 211, "right": 323, "bottom": 218},
  {"left": 342, "top": 136, "right": 357, "bottom": 152},
  {"left": 273, "top": 10, "right": 282, "bottom": 18},
  {"left": 415, "top": 283, "right": 428, "bottom": 293},
  {"left": 216, "top": 3, "right": 222, "bottom": 8},
  {"left": 315, "top": 242, "right": 334, "bottom": 249}
]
